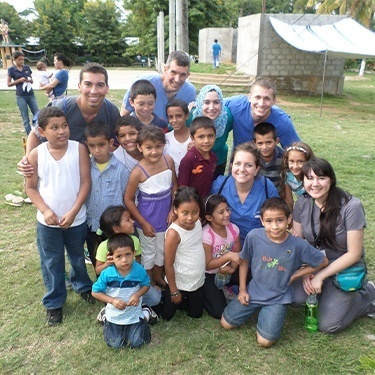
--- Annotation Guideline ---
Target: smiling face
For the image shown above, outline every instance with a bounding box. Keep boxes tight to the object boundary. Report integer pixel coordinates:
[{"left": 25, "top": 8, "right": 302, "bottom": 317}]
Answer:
[
  {"left": 113, "top": 210, "right": 135, "bottom": 235},
  {"left": 202, "top": 90, "right": 222, "bottom": 120},
  {"left": 78, "top": 72, "right": 109, "bottom": 109},
  {"left": 112, "top": 246, "right": 134, "bottom": 275},
  {"left": 303, "top": 169, "right": 331, "bottom": 203},
  {"left": 261, "top": 209, "right": 291, "bottom": 243},
  {"left": 167, "top": 106, "right": 189, "bottom": 132},
  {"left": 137, "top": 139, "right": 165, "bottom": 164},
  {"left": 174, "top": 200, "right": 200, "bottom": 230},
  {"left": 116, "top": 125, "right": 139, "bottom": 155},
  {"left": 231, "top": 150, "right": 260, "bottom": 185},
  {"left": 130, "top": 94, "right": 156, "bottom": 122},
  {"left": 250, "top": 85, "right": 275, "bottom": 123},
  {"left": 287, "top": 150, "right": 307, "bottom": 179},
  {"left": 162, "top": 61, "right": 190, "bottom": 92},
  {"left": 206, "top": 201, "right": 231, "bottom": 228}
]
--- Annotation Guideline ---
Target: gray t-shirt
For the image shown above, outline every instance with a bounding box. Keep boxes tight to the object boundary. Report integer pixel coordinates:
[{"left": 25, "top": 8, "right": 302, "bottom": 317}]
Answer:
[
  {"left": 240, "top": 228, "right": 325, "bottom": 305},
  {"left": 293, "top": 195, "right": 366, "bottom": 261},
  {"left": 34, "top": 96, "right": 120, "bottom": 144}
]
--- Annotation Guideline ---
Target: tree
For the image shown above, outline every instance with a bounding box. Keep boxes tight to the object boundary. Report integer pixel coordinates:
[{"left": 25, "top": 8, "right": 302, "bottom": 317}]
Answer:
[
  {"left": 34, "top": 0, "right": 76, "bottom": 58},
  {"left": 0, "top": 2, "right": 30, "bottom": 45},
  {"left": 80, "top": 0, "right": 126, "bottom": 63}
]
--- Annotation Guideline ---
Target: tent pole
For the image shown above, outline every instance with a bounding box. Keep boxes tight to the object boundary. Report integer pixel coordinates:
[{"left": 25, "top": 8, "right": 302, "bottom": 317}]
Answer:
[{"left": 320, "top": 50, "right": 328, "bottom": 117}]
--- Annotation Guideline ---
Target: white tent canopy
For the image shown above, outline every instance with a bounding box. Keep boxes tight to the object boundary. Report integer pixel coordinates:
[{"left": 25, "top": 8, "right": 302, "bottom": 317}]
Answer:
[{"left": 270, "top": 17, "right": 375, "bottom": 59}]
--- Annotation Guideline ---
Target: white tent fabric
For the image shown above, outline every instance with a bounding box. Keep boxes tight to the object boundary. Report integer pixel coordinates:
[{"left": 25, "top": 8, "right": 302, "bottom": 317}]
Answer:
[{"left": 270, "top": 17, "right": 375, "bottom": 58}]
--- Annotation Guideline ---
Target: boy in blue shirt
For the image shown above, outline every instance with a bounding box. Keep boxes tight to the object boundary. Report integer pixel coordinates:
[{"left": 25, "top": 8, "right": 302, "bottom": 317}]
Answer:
[
  {"left": 92, "top": 233, "right": 151, "bottom": 349},
  {"left": 253, "top": 122, "right": 284, "bottom": 192},
  {"left": 129, "top": 79, "right": 168, "bottom": 132},
  {"left": 85, "top": 121, "right": 129, "bottom": 268},
  {"left": 25, "top": 106, "right": 93, "bottom": 326},
  {"left": 221, "top": 198, "right": 328, "bottom": 348}
]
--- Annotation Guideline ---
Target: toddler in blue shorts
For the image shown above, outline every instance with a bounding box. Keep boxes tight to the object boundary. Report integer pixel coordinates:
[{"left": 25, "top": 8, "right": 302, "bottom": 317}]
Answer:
[{"left": 221, "top": 198, "right": 328, "bottom": 347}]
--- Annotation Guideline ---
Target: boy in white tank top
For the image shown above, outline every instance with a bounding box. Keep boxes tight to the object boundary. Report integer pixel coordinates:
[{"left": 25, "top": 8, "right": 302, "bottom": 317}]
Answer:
[{"left": 26, "top": 106, "right": 93, "bottom": 326}]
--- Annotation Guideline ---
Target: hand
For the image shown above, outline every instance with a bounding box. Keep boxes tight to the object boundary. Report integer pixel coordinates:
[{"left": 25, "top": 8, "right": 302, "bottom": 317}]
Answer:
[
  {"left": 171, "top": 293, "right": 182, "bottom": 305},
  {"left": 238, "top": 290, "right": 250, "bottom": 306},
  {"left": 167, "top": 210, "right": 176, "bottom": 226},
  {"left": 302, "top": 274, "right": 316, "bottom": 295},
  {"left": 112, "top": 298, "right": 127, "bottom": 310},
  {"left": 142, "top": 222, "right": 155, "bottom": 237},
  {"left": 59, "top": 210, "right": 76, "bottom": 228},
  {"left": 43, "top": 208, "right": 59, "bottom": 226},
  {"left": 228, "top": 252, "right": 241, "bottom": 265},
  {"left": 106, "top": 253, "right": 115, "bottom": 266},
  {"left": 127, "top": 294, "right": 140, "bottom": 306},
  {"left": 187, "top": 141, "right": 194, "bottom": 151},
  {"left": 188, "top": 101, "right": 196, "bottom": 111},
  {"left": 310, "top": 275, "right": 324, "bottom": 294},
  {"left": 18, "top": 156, "right": 34, "bottom": 177}
]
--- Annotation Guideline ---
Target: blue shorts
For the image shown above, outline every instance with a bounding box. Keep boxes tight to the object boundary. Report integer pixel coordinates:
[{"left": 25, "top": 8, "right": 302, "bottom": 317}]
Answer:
[{"left": 222, "top": 298, "right": 288, "bottom": 341}]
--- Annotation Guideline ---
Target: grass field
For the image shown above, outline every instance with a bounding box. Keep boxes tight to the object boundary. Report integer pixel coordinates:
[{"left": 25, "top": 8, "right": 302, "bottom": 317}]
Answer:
[{"left": 0, "top": 72, "right": 374, "bottom": 374}]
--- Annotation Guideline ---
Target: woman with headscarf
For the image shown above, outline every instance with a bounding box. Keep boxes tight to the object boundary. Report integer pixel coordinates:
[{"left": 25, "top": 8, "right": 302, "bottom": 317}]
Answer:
[{"left": 189, "top": 85, "right": 233, "bottom": 178}]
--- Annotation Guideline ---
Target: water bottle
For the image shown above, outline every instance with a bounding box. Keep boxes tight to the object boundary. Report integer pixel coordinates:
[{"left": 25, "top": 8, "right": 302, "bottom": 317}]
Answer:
[{"left": 305, "top": 294, "right": 318, "bottom": 332}]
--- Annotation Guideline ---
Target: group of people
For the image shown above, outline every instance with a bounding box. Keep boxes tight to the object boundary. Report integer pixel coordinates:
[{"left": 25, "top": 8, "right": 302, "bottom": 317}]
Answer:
[
  {"left": 7, "top": 51, "right": 71, "bottom": 135},
  {"left": 16, "top": 50, "right": 374, "bottom": 350}
]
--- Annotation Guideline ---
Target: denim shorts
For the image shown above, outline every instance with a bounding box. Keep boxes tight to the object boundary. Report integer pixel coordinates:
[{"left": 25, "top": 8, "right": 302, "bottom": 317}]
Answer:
[{"left": 223, "top": 298, "right": 288, "bottom": 341}]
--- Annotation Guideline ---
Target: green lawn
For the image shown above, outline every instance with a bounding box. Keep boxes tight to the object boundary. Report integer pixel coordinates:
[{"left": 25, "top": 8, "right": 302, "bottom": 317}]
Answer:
[{"left": 0, "top": 74, "right": 374, "bottom": 374}]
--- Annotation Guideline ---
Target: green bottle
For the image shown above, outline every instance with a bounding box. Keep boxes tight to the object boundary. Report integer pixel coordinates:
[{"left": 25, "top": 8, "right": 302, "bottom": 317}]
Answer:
[{"left": 305, "top": 294, "right": 318, "bottom": 332}]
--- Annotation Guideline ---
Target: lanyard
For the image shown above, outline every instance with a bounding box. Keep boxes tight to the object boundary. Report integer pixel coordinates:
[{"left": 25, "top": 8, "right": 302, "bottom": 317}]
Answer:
[{"left": 310, "top": 199, "right": 321, "bottom": 248}]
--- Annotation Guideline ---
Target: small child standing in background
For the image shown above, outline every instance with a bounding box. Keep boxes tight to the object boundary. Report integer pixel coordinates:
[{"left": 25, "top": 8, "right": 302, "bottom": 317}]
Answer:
[
  {"left": 113, "top": 116, "right": 143, "bottom": 173},
  {"left": 178, "top": 116, "right": 217, "bottom": 199},
  {"left": 129, "top": 79, "right": 168, "bottom": 131},
  {"left": 36, "top": 61, "right": 54, "bottom": 99},
  {"left": 279, "top": 141, "right": 315, "bottom": 212},
  {"left": 85, "top": 121, "right": 129, "bottom": 268},
  {"left": 253, "top": 122, "right": 284, "bottom": 192},
  {"left": 124, "top": 125, "right": 177, "bottom": 288},
  {"left": 92, "top": 234, "right": 151, "bottom": 349},
  {"left": 162, "top": 187, "right": 206, "bottom": 320},
  {"left": 25, "top": 106, "right": 93, "bottom": 326},
  {"left": 221, "top": 198, "right": 328, "bottom": 348},
  {"left": 164, "top": 99, "right": 191, "bottom": 175}
]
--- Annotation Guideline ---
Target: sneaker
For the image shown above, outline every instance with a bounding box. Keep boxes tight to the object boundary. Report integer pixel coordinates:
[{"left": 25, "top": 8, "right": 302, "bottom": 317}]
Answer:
[
  {"left": 46, "top": 308, "right": 62, "bottom": 326},
  {"left": 84, "top": 248, "right": 92, "bottom": 264},
  {"left": 80, "top": 291, "right": 96, "bottom": 304},
  {"left": 65, "top": 272, "right": 72, "bottom": 290},
  {"left": 142, "top": 305, "right": 159, "bottom": 325},
  {"left": 97, "top": 306, "right": 106, "bottom": 324},
  {"left": 367, "top": 281, "right": 375, "bottom": 318}
]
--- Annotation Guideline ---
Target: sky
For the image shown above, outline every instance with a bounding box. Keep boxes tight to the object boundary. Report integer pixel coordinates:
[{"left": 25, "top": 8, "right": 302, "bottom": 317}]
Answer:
[{"left": 1, "top": 0, "right": 35, "bottom": 13}]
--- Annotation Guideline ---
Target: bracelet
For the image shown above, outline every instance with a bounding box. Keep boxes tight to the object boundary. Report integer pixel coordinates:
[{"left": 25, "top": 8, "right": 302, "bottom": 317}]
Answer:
[{"left": 170, "top": 290, "right": 181, "bottom": 297}]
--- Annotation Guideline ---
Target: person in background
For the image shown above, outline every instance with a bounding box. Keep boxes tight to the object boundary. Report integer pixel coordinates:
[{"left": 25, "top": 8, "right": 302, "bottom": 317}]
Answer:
[
  {"left": 7, "top": 51, "right": 39, "bottom": 135},
  {"left": 212, "top": 39, "right": 222, "bottom": 69},
  {"left": 36, "top": 61, "right": 54, "bottom": 100}
]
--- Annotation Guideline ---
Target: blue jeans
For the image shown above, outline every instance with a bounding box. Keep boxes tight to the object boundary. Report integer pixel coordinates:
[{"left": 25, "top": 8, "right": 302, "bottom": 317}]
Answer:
[
  {"left": 104, "top": 319, "right": 151, "bottom": 349},
  {"left": 16, "top": 95, "right": 39, "bottom": 135},
  {"left": 223, "top": 298, "right": 288, "bottom": 341},
  {"left": 143, "top": 285, "right": 161, "bottom": 307},
  {"left": 213, "top": 55, "right": 220, "bottom": 68},
  {"left": 37, "top": 221, "right": 93, "bottom": 309}
]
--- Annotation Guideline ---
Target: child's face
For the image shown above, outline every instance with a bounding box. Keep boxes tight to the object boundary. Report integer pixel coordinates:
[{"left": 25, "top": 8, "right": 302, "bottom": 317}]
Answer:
[
  {"left": 116, "top": 125, "right": 139, "bottom": 154},
  {"left": 254, "top": 133, "right": 279, "bottom": 161},
  {"left": 191, "top": 128, "right": 216, "bottom": 154},
  {"left": 38, "top": 63, "right": 47, "bottom": 71},
  {"left": 288, "top": 150, "right": 307, "bottom": 177},
  {"left": 86, "top": 135, "right": 113, "bottom": 164},
  {"left": 174, "top": 200, "right": 200, "bottom": 230},
  {"left": 114, "top": 211, "right": 135, "bottom": 235},
  {"left": 260, "top": 209, "right": 291, "bottom": 243},
  {"left": 112, "top": 246, "right": 134, "bottom": 274},
  {"left": 137, "top": 139, "right": 164, "bottom": 163},
  {"left": 130, "top": 94, "right": 155, "bottom": 119},
  {"left": 14, "top": 55, "right": 24, "bottom": 67},
  {"left": 202, "top": 90, "right": 221, "bottom": 120},
  {"left": 38, "top": 117, "right": 70, "bottom": 146},
  {"left": 231, "top": 151, "right": 260, "bottom": 185},
  {"left": 206, "top": 202, "right": 231, "bottom": 227},
  {"left": 167, "top": 106, "right": 188, "bottom": 132}
]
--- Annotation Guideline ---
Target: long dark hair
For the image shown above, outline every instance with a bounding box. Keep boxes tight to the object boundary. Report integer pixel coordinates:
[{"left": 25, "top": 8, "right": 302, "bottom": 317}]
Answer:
[
  {"left": 301, "top": 158, "right": 351, "bottom": 249},
  {"left": 201, "top": 194, "right": 228, "bottom": 227}
]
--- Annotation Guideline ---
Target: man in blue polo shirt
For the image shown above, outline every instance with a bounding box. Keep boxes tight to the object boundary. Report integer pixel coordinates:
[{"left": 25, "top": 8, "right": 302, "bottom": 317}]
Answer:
[
  {"left": 120, "top": 51, "right": 196, "bottom": 121},
  {"left": 225, "top": 77, "right": 300, "bottom": 148}
]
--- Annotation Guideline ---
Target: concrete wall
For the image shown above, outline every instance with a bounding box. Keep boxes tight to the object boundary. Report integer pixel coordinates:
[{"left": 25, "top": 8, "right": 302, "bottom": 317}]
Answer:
[
  {"left": 236, "top": 14, "right": 347, "bottom": 95},
  {"left": 199, "top": 28, "right": 237, "bottom": 64}
]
